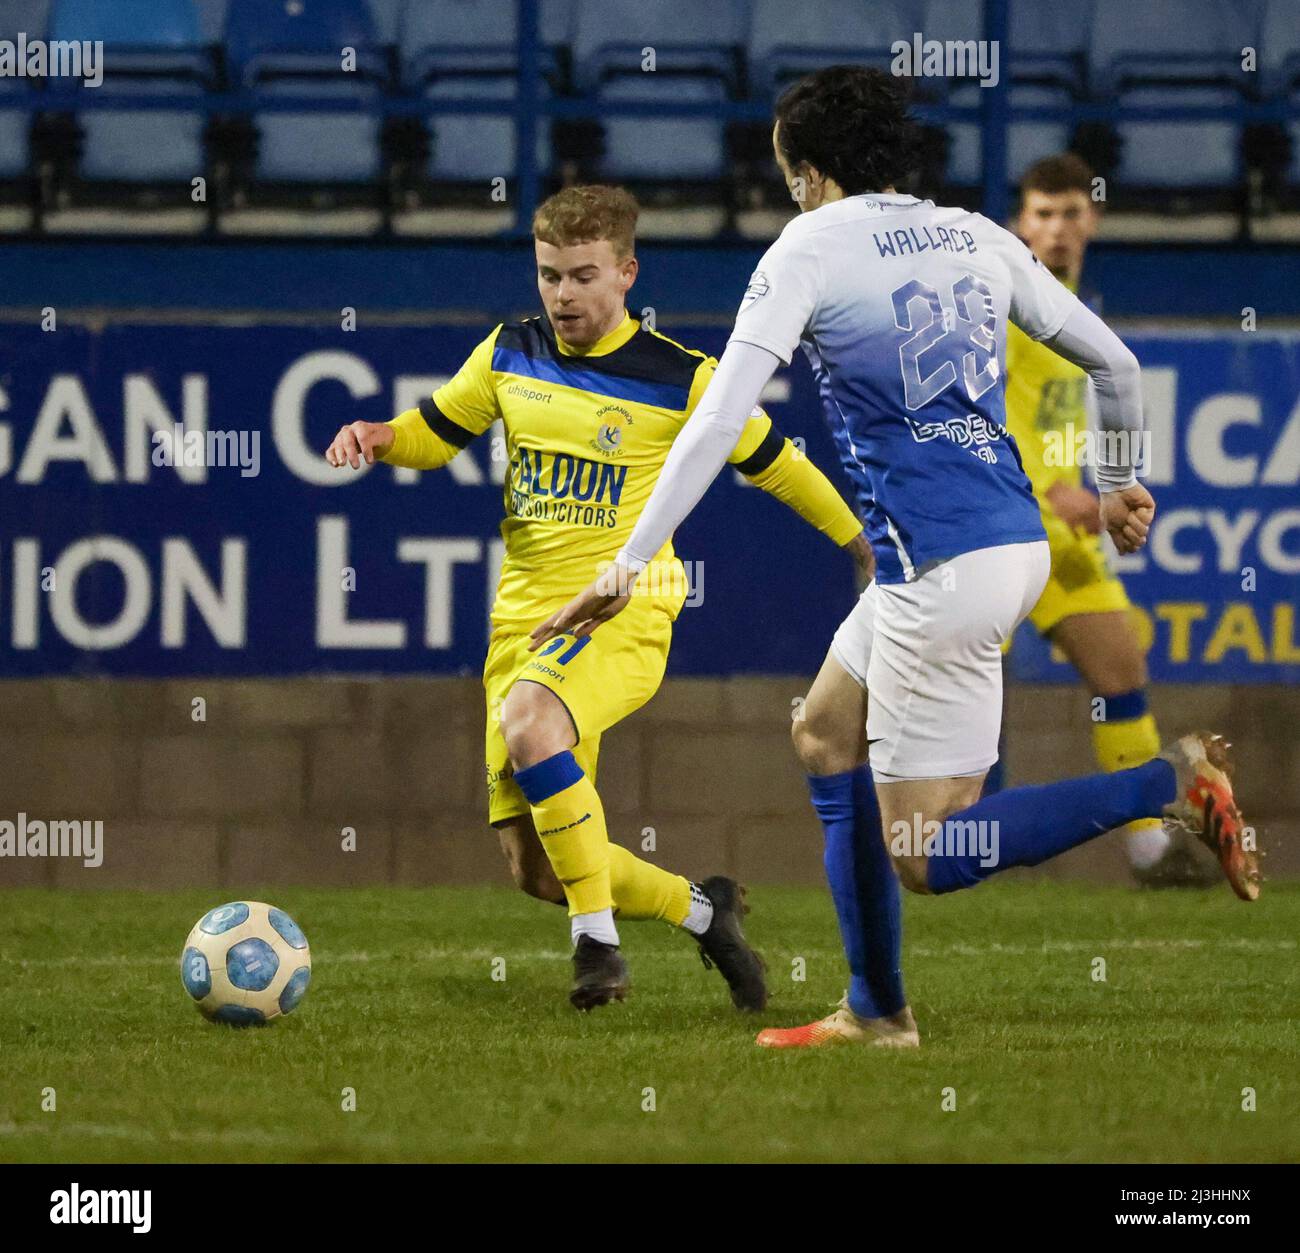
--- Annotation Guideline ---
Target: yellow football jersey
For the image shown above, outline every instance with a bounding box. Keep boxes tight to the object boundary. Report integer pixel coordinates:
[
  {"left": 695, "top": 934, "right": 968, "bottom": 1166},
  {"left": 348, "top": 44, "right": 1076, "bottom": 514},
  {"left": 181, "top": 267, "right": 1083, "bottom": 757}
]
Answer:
[
  {"left": 393, "top": 312, "right": 851, "bottom": 629},
  {"left": 1004, "top": 289, "right": 1090, "bottom": 549}
]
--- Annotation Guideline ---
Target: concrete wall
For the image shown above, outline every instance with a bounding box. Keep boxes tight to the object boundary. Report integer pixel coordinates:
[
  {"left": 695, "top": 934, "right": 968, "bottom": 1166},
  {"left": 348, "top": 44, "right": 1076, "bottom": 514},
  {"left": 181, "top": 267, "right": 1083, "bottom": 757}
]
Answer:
[{"left": 1, "top": 677, "right": 1295, "bottom": 890}]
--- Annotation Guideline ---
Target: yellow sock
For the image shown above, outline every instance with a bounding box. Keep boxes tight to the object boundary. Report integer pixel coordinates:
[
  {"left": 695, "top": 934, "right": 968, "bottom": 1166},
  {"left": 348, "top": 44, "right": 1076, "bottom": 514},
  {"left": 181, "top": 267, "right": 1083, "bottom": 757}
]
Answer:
[
  {"left": 1092, "top": 709, "right": 1161, "bottom": 772},
  {"left": 1092, "top": 706, "right": 1166, "bottom": 852},
  {"left": 608, "top": 844, "right": 691, "bottom": 925},
  {"left": 516, "top": 753, "right": 612, "bottom": 917}
]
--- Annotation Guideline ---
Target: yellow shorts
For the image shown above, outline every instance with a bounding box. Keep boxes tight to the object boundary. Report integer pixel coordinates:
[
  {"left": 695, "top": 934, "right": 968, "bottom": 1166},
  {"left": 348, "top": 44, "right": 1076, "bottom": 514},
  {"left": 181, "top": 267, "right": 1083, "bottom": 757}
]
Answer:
[
  {"left": 482, "top": 595, "right": 676, "bottom": 825},
  {"left": 1027, "top": 527, "right": 1131, "bottom": 637}
]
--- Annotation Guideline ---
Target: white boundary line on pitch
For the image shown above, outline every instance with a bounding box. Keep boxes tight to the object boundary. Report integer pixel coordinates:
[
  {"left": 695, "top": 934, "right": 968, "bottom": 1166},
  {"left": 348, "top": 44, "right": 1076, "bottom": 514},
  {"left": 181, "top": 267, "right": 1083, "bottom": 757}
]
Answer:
[
  {"left": 0, "top": 1120, "right": 396, "bottom": 1148},
  {"left": 0, "top": 936, "right": 1293, "bottom": 970}
]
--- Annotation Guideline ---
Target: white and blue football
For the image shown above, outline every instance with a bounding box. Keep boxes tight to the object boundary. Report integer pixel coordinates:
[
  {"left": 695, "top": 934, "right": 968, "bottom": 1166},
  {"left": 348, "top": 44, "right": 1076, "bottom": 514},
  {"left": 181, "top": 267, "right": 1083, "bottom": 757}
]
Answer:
[{"left": 180, "top": 901, "right": 312, "bottom": 1025}]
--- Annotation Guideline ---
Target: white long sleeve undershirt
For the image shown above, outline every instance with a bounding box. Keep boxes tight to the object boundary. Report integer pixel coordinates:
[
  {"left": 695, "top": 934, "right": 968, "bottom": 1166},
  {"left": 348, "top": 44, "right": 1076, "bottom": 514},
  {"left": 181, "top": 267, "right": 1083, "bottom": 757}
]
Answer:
[
  {"left": 617, "top": 300, "right": 1144, "bottom": 572},
  {"left": 1038, "top": 300, "right": 1144, "bottom": 493},
  {"left": 617, "top": 339, "right": 781, "bottom": 571}
]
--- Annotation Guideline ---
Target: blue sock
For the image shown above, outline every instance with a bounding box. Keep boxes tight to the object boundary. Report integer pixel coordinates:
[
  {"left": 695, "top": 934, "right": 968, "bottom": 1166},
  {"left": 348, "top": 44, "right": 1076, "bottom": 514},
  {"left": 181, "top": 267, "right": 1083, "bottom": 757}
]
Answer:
[
  {"left": 926, "top": 758, "right": 1177, "bottom": 894},
  {"left": 808, "top": 765, "right": 905, "bottom": 1019}
]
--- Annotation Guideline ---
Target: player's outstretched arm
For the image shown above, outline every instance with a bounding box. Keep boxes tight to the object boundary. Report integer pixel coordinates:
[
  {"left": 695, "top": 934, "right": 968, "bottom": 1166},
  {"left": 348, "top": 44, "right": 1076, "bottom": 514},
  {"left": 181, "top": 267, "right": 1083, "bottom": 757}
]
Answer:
[
  {"left": 743, "top": 432, "right": 873, "bottom": 580},
  {"left": 325, "top": 406, "right": 483, "bottom": 473},
  {"left": 325, "top": 420, "right": 394, "bottom": 468},
  {"left": 328, "top": 329, "right": 502, "bottom": 473},
  {"left": 736, "top": 422, "right": 866, "bottom": 552},
  {"left": 622, "top": 339, "right": 784, "bottom": 570}
]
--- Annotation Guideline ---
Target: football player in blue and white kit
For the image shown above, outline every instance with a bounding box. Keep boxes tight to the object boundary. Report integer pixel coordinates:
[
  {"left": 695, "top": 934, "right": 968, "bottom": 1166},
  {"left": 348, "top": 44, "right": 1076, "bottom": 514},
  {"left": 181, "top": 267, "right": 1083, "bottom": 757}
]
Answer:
[{"left": 531, "top": 67, "right": 1260, "bottom": 1049}]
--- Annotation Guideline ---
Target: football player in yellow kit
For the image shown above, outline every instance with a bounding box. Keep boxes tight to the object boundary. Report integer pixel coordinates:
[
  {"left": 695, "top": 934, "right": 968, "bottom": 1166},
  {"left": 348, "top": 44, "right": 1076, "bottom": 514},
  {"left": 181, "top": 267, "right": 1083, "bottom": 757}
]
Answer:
[
  {"left": 1005, "top": 155, "right": 1214, "bottom": 886},
  {"left": 325, "top": 185, "right": 871, "bottom": 1009}
]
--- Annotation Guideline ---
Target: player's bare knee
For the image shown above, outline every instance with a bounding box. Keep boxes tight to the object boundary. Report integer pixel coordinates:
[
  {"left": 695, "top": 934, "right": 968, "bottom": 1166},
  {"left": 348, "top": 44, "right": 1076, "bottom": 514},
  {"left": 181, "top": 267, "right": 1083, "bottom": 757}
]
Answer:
[
  {"left": 791, "top": 719, "right": 833, "bottom": 773},
  {"left": 790, "top": 712, "right": 817, "bottom": 765},
  {"left": 499, "top": 684, "right": 566, "bottom": 768},
  {"left": 891, "top": 853, "right": 932, "bottom": 895},
  {"left": 792, "top": 711, "right": 855, "bottom": 775},
  {"left": 499, "top": 712, "right": 538, "bottom": 767}
]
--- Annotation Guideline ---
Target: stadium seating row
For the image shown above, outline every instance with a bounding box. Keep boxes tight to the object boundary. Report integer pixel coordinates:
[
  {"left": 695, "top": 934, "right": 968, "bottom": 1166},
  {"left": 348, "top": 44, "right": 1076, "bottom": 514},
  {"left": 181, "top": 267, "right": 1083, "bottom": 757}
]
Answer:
[
  {"left": 0, "top": 0, "right": 1289, "bottom": 93},
  {"left": 0, "top": 0, "right": 1296, "bottom": 210}
]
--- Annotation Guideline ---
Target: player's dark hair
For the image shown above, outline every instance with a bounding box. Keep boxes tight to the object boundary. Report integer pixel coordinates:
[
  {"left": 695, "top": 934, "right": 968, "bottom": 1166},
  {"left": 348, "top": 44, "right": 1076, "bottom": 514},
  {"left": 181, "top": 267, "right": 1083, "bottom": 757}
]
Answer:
[
  {"left": 1019, "top": 153, "right": 1095, "bottom": 198},
  {"left": 774, "top": 65, "right": 919, "bottom": 196}
]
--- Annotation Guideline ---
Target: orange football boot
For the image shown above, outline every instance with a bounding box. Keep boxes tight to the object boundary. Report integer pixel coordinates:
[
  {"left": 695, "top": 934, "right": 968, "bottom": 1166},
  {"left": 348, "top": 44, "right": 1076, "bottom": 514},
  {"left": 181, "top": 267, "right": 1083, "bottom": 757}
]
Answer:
[
  {"left": 756, "top": 997, "right": 919, "bottom": 1049},
  {"left": 1159, "top": 732, "right": 1261, "bottom": 901}
]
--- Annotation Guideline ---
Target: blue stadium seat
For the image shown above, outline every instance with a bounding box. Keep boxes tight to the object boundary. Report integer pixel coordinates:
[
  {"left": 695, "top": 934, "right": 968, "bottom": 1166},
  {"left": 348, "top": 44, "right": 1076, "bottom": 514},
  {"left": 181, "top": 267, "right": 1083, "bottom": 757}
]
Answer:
[
  {"left": 597, "top": 76, "right": 726, "bottom": 180},
  {"left": 365, "top": 0, "right": 405, "bottom": 47},
  {"left": 222, "top": 1, "right": 385, "bottom": 185},
  {"left": 191, "top": 0, "right": 229, "bottom": 45},
  {"left": 1089, "top": 0, "right": 1259, "bottom": 94},
  {"left": 748, "top": 0, "right": 923, "bottom": 96},
  {"left": 1007, "top": 0, "right": 1094, "bottom": 91},
  {"left": 919, "top": 0, "right": 983, "bottom": 64},
  {"left": 401, "top": 3, "right": 571, "bottom": 189},
  {"left": 400, "top": 0, "right": 516, "bottom": 78},
  {"left": 1008, "top": 85, "right": 1073, "bottom": 179},
  {"left": 50, "top": 0, "right": 208, "bottom": 76},
  {"left": 0, "top": 80, "right": 33, "bottom": 180},
  {"left": 400, "top": 0, "right": 574, "bottom": 82},
  {"left": 0, "top": 1, "right": 47, "bottom": 181},
  {"left": 569, "top": 0, "right": 736, "bottom": 185},
  {"left": 1290, "top": 93, "right": 1300, "bottom": 183},
  {"left": 1260, "top": 0, "right": 1300, "bottom": 96},
  {"left": 917, "top": 0, "right": 1016, "bottom": 100},
  {"left": 78, "top": 80, "right": 207, "bottom": 181},
  {"left": 944, "top": 82, "right": 981, "bottom": 186},
  {"left": 571, "top": 0, "right": 743, "bottom": 91},
  {"left": 423, "top": 75, "right": 551, "bottom": 182},
  {"left": 3, "top": 0, "right": 51, "bottom": 39},
  {"left": 254, "top": 80, "right": 383, "bottom": 182},
  {"left": 47, "top": 0, "right": 209, "bottom": 185},
  {"left": 945, "top": 83, "right": 1073, "bottom": 187},
  {"left": 1115, "top": 87, "right": 1240, "bottom": 187},
  {"left": 224, "top": 0, "right": 385, "bottom": 85}
]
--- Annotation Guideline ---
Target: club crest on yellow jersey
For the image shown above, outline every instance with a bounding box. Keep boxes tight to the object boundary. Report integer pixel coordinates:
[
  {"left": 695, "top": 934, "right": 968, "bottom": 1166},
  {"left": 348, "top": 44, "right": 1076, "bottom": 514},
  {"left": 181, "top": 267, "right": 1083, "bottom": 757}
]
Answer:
[{"left": 592, "top": 404, "right": 633, "bottom": 456}]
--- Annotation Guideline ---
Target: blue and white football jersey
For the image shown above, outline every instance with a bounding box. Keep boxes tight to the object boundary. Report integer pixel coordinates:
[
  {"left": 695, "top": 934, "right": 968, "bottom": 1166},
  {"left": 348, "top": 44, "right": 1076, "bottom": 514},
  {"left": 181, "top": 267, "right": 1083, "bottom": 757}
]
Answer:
[{"left": 731, "top": 193, "right": 1079, "bottom": 583}]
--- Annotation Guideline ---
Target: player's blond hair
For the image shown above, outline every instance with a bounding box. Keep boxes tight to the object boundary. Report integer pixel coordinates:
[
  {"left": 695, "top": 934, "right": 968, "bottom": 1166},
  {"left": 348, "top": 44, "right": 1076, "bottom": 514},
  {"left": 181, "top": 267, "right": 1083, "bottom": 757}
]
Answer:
[{"left": 532, "top": 185, "right": 639, "bottom": 259}]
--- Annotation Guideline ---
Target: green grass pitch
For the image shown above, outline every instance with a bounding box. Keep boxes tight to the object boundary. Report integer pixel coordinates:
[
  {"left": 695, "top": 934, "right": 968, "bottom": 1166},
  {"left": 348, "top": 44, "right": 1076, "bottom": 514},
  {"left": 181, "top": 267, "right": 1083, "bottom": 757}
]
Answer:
[{"left": 1, "top": 881, "right": 1295, "bottom": 1163}]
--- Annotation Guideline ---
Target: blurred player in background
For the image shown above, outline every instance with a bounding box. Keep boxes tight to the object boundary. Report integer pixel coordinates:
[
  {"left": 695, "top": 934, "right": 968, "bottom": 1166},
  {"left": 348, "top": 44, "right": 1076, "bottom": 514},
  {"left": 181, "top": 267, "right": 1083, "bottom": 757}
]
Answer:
[
  {"left": 536, "top": 69, "right": 1259, "bottom": 1050},
  {"left": 326, "top": 185, "right": 870, "bottom": 1013},
  {"left": 1004, "top": 153, "right": 1216, "bottom": 888}
]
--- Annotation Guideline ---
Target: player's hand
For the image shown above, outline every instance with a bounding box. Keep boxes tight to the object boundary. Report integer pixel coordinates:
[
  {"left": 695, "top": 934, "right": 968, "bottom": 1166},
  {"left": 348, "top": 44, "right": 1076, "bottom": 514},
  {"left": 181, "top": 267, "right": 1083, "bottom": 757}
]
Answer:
[
  {"left": 325, "top": 421, "right": 394, "bottom": 469},
  {"left": 1044, "top": 481, "right": 1102, "bottom": 535},
  {"left": 1100, "top": 483, "right": 1155, "bottom": 554},
  {"left": 844, "top": 531, "right": 875, "bottom": 584},
  {"left": 528, "top": 563, "right": 636, "bottom": 650}
]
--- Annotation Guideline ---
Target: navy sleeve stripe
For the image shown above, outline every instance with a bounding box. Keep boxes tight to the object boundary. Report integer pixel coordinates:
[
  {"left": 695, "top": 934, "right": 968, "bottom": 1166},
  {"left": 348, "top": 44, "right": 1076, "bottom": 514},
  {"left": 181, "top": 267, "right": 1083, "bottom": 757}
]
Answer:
[
  {"left": 733, "top": 423, "right": 785, "bottom": 476},
  {"left": 418, "top": 396, "right": 476, "bottom": 448}
]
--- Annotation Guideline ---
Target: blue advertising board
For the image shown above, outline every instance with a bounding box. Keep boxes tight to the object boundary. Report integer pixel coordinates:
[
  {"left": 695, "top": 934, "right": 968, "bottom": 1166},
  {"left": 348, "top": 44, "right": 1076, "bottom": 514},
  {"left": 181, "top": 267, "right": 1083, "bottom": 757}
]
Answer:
[
  {"left": 1008, "top": 332, "right": 1300, "bottom": 685},
  {"left": 1, "top": 319, "right": 1296, "bottom": 681}
]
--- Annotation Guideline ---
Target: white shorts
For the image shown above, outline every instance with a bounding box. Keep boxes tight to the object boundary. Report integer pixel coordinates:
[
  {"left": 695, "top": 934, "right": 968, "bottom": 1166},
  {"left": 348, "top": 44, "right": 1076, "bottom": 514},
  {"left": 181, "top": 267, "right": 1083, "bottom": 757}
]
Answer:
[{"left": 829, "top": 541, "right": 1051, "bottom": 782}]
